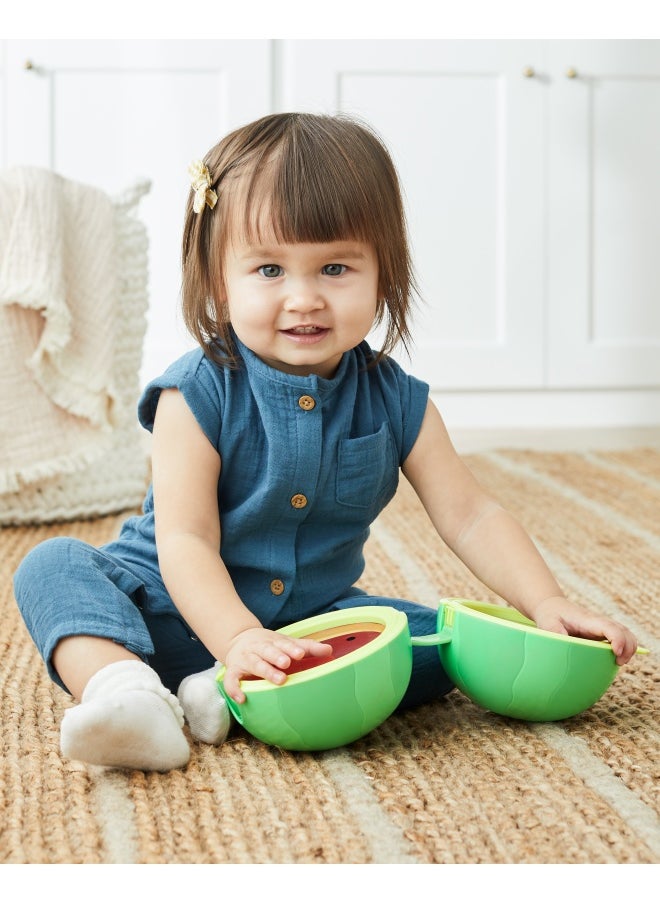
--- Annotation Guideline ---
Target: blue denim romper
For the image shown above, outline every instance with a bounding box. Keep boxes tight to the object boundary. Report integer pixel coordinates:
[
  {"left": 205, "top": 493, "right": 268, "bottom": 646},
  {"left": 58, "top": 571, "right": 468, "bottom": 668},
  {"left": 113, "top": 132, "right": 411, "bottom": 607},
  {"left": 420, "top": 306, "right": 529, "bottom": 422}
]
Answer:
[{"left": 14, "top": 335, "right": 453, "bottom": 705}]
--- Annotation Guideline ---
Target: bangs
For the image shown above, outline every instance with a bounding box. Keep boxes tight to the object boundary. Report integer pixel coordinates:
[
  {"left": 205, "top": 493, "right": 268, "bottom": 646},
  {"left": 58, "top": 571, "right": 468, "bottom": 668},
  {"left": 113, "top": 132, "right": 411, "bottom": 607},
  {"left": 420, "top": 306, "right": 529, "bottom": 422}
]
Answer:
[{"left": 227, "top": 138, "right": 375, "bottom": 247}]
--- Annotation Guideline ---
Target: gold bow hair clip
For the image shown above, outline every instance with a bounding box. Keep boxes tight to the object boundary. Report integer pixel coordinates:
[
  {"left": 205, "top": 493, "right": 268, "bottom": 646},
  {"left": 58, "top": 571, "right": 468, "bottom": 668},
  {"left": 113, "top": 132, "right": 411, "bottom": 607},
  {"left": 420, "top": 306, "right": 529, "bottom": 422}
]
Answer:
[{"left": 188, "top": 160, "right": 218, "bottom": 214}]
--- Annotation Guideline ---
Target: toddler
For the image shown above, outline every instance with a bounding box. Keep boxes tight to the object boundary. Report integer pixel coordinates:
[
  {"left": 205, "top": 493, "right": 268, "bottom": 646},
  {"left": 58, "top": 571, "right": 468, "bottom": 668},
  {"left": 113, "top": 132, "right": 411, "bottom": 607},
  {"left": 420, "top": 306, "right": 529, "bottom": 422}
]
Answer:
[{"left": 14, "top": 112, "right": 638, "bottom": 771}]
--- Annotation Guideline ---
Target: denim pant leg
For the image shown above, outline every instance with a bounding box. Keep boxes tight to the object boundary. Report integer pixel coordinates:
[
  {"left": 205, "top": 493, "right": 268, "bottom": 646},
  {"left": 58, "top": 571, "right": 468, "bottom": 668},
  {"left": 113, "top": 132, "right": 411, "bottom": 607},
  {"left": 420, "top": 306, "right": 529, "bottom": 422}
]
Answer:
[
  {"left": 330, "top": 595, "right": 454, "bottom": 710},
  {"left": 13, "top": 536, "right": 157, "bottom": 693},
  {"left": 141, "top": 610, "right": 215, "bottom": 694},
  {"left": 14, "top": 536, "right": 217, "bottom": 696}
]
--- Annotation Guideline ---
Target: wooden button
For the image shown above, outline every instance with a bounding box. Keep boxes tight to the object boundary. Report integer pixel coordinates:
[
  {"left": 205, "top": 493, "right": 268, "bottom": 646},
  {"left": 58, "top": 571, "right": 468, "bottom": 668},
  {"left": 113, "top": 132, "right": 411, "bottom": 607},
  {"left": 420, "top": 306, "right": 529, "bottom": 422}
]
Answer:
[
  {"left": 298, "top": 395, "right": 316, "bottom": 411},
  {"left": 270, "top": 579, "right": 285, "bottom": 595},
  {"left": 290, "top": 493, "right": 308, "bottom": 509}
]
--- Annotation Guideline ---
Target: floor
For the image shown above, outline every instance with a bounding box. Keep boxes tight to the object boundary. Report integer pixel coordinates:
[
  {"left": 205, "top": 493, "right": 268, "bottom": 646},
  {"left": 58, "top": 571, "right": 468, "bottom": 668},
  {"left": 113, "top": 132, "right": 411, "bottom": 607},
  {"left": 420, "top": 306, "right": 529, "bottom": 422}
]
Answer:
[{"left": 449, "top": 425, "right": 660, "bottom": 453}]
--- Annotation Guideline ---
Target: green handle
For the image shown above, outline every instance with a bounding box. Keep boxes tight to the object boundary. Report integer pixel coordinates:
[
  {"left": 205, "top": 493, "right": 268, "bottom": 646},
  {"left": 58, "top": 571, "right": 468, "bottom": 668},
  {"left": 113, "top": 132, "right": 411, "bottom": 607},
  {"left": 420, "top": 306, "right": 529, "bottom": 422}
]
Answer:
[{"left": 411, "top": 629, "right": 453, "bottom": 647}]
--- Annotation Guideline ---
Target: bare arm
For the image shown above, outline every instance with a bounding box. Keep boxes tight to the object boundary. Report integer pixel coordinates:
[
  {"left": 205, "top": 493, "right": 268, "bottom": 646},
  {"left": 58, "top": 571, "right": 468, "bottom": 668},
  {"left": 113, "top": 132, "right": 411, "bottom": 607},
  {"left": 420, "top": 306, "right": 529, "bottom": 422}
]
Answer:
[
  {"left": 402, "top": 400, "right": 638, "bottom": 664},
  {"left": 151, "top": 389, "right": 330, "bottom": 700}
]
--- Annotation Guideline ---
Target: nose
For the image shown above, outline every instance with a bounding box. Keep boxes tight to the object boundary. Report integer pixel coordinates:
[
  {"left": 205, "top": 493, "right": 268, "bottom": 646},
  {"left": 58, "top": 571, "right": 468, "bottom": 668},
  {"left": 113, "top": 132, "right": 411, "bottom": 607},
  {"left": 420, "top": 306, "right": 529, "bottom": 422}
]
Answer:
[{"left": 282, "top": 278, "right": 325, "bottom": 313}]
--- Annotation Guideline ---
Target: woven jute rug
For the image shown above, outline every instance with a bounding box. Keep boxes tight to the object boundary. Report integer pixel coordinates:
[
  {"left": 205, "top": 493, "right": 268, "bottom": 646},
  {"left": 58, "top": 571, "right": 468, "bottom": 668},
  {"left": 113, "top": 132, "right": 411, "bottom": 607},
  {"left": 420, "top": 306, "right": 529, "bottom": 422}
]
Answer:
[{"left": 1, "top": 448, "right": 658, "bottom": 864}]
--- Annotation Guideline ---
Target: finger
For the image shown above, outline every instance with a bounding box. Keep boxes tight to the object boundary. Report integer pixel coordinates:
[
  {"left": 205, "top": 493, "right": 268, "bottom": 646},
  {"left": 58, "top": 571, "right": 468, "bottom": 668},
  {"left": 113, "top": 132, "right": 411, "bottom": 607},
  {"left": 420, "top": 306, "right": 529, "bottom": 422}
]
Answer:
[
  {"left": 259, "top": 641, "right": 296, "bottom": 671},
  {"left": 302, "top": 639, "right": 334, "bottom": 657},
  {"left": 613, "top": 631, "right": 638, "bottom": 665},
  {"left": 280, "top": 638, "right": 333, "bottom": 660},
  {"left": 597, "top": 623, "right": 637, "bottom": 665},
  {"left": 222, "top": 670, "right": 246, "bottom": 705},
  {"left": 237, "top": 644, "right": 291, "bottom": 683},
  {"left": 269, "top": 637, "right": 331, "bottom": 662},
  {"left": 224, "top": 655, "right": 287, "bottom": 702}
]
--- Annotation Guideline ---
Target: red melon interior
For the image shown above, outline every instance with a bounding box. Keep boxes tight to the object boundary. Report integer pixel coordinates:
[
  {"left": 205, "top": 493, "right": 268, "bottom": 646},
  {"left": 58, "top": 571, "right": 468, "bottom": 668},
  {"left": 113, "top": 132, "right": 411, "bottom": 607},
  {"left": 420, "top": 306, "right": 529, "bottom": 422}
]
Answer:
[{"left": 244, "top": 621, "right": 385, "bottom": 680}]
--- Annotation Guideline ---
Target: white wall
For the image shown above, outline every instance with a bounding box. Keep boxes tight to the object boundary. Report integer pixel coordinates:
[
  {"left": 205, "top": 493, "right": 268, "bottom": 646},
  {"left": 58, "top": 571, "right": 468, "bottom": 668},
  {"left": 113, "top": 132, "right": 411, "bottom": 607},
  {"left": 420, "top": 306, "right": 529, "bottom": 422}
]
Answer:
[{"left": 2, "top": 38, "right": 659, "bottom": 430}]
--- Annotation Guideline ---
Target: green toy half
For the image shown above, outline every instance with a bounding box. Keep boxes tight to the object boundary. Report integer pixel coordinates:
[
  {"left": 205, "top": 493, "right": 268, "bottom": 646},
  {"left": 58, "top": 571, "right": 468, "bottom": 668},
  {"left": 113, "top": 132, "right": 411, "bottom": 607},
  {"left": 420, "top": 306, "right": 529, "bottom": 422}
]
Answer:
[
  {"left": 216, "top": 606, "right": 412, "bottom": 751},
  {"left": 413, "top": 598, "right": 624, "bottom": 721}
]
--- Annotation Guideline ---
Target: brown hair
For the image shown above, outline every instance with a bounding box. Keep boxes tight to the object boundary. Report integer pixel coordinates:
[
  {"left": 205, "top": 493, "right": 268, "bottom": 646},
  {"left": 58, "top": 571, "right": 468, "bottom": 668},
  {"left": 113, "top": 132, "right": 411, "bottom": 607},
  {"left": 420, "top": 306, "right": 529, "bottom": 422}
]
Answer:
[{"left": 181, "top": 112, "right": 417, "bottom": 366}]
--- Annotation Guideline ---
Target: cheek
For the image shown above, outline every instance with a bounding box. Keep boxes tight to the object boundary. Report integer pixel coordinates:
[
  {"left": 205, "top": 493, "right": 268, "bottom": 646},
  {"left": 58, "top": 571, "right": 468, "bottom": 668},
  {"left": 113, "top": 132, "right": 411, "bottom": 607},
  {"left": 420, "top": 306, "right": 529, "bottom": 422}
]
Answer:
[
  {"left": 227, "top": 295, "right": 274, "bottom": 333},
  {"left": 226, "top": 286, "right": 252, "bottom": 320},
  {"left": 363, "top": 295, "right": 379, "bottom": 324}
]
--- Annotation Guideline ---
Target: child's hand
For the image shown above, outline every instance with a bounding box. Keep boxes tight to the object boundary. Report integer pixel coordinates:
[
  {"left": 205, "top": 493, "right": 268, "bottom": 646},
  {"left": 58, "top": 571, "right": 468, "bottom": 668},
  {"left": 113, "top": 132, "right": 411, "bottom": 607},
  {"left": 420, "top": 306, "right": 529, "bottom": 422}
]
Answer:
[
  {"left": 532, "top": 595, "right": 638, "bottom": 665},
  {"left": 222, "top": 627, "right": 332, "bottom": 703}
]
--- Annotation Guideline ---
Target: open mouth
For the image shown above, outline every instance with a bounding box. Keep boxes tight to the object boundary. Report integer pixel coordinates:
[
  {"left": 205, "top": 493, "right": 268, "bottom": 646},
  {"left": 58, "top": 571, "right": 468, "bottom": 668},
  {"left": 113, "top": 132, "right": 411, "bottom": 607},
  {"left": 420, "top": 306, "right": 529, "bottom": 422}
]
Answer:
[
  {"left": 285, "top": 326, "right": 326, "bottom": 335},
  {"left": 281, "top": 325, "right": 330, "bottom": 343}
]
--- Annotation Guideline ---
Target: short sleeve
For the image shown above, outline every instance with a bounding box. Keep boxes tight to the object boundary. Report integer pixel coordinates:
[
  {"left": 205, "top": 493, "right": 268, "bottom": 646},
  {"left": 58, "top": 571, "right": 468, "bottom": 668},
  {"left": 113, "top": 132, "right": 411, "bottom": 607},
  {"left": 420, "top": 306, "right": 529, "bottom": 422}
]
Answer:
[
  {"left": 137, "top": 349, "right": 226, "bottom": 451},
  {"left": 371, "top": 351, "right": 429, "bottom": 464},
  {"left": 394, "top": 364, "right": 429, "bottom": 462}
]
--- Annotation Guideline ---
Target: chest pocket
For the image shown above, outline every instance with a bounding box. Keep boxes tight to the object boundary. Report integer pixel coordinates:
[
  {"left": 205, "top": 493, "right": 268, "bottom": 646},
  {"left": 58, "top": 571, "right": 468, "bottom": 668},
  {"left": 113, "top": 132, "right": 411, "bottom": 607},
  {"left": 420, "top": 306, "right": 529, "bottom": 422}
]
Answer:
[{"left": 336, "top": 422, "right": 398, "bottom": 509}]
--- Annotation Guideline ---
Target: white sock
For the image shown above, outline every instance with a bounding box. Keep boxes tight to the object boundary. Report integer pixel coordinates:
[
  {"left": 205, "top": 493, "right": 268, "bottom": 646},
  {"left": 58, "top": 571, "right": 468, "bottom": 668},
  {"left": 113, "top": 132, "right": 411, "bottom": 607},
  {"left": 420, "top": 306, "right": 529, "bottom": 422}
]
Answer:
[
  {"left": 60, "top": 660, "right": 190, "bottom": 772},
  {"left": 177, "top": 664, "right": 231, "bottom": 746}
]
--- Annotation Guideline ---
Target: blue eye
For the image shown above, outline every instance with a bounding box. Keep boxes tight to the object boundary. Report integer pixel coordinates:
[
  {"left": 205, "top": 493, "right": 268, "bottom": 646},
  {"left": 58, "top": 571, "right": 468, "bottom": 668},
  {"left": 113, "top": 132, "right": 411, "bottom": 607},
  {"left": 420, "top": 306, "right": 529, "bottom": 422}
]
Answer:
[
  {"left": 259, "top": 264, "right": 283, "bottom": 278},
  {"left": 323, "top": 264, "right": 346, "bottom": 276}
]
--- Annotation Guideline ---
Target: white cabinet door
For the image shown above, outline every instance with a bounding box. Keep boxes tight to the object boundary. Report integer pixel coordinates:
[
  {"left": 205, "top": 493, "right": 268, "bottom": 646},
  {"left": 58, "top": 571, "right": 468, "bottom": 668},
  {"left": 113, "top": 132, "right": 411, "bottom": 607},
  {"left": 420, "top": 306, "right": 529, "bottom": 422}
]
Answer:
[
  {"left": 547, "top": 40, "right": 660, "bottom": 388},
  {"left": 4, "top": 40, "right": 272, "bottom": 382},
  {"left": 280, "top": 39, "right": 547, "bottom": 390}
]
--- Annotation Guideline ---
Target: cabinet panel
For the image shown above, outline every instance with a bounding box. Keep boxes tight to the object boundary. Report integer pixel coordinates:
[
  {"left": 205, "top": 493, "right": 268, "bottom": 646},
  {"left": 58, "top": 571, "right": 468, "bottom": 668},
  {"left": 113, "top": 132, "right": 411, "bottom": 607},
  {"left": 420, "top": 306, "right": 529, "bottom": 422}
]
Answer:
[
  {"left": 341, "top": 73, "right": 501, "bottom": 346},
  {"left": 3, "top": 38, "right": 658, "bottom": 415},
  {"left": 547, "top": 40, "right": 660, "bottom": 388},
  {"left": 4, "top": 40, "right": 272, "bottom": 382},
  {"left": 280, "top": 39, "right": 546, "bottom": 390}
]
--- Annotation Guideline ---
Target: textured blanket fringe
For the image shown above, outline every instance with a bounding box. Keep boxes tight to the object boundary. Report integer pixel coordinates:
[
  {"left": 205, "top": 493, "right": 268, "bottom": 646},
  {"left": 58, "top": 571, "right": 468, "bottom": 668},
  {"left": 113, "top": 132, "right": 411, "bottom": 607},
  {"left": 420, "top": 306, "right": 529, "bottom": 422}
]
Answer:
[
  {"left": 1, "top": 296, "right": 118, "bottom": 429},
  {"left": 112, "top": 179, "right": 152, "bottom": 211},
  {"left": 0, "top": 434, "right": 115, "bottom": 495},
  {"left": 0, "top": 261, "right": 116, "bottom": 428},
  {"left": 28, "top": 355, "right": 118, "bottom": 430}
]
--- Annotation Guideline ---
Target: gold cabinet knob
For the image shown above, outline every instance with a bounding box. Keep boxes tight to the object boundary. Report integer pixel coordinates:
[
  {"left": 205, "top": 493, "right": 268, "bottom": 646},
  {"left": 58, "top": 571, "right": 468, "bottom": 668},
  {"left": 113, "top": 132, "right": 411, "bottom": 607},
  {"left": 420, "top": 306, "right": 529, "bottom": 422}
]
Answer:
[
  {"left": 24, "top": 59, "right": 34, "bottom": 70},
  {"left": 566, "top": 67, "right": 578, "bottom": 79},
  {"left": 522, "top": 66, "right": 535, "bottom": 78}
]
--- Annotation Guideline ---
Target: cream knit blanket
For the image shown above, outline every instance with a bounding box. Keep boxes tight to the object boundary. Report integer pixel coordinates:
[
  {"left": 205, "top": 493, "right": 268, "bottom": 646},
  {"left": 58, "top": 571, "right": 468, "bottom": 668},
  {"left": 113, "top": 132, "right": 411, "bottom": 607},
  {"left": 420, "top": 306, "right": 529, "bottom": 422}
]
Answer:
[{"left": 0, "top": 167, "right": 124, "bottom": 494}]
